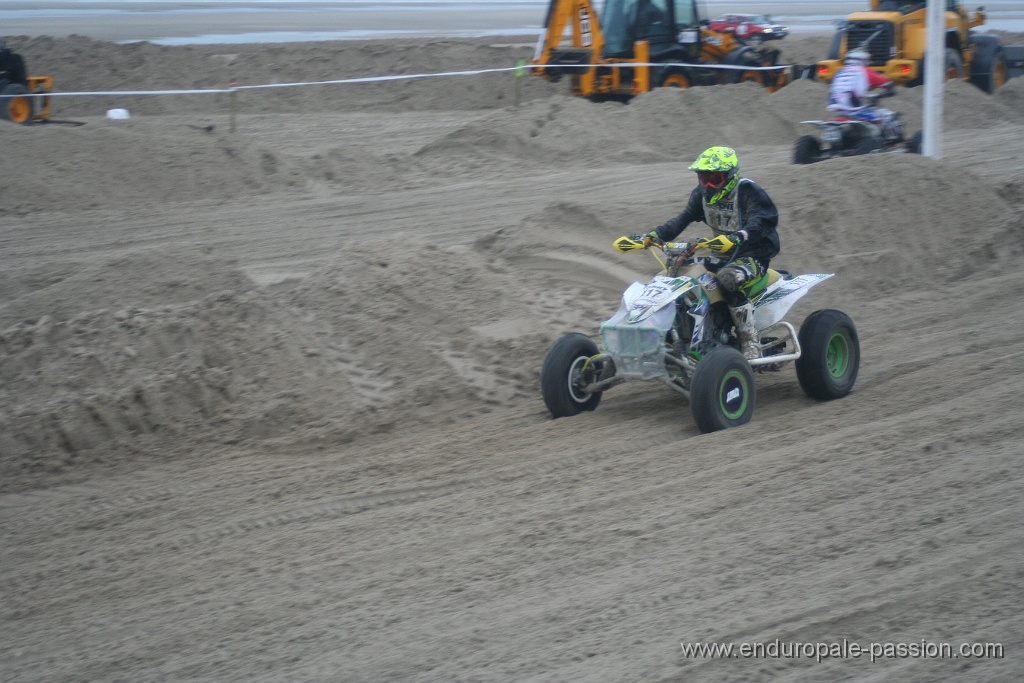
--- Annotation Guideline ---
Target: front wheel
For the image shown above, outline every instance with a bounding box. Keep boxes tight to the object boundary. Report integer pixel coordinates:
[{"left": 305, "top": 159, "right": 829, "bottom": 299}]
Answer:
[
  {"left": 689, "top": 346, "right": 756, "bottom": 433},
  {"left": 793, "top": 135, "right": 821, "bottom": 164},
  {"left": 0, "top": 83, "right": 34, "bottom": 124},
  {"left": 541, "top": 333, "right": 603, "bottom": 418},
  {"left": 795, "top": 309, "right": 860, "bottom": 400}
]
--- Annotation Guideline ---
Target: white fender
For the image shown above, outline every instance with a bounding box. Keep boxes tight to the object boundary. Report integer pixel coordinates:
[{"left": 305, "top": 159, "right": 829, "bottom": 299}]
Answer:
[{"left": 753, "top": 273, "right": 833, "bottom": 331}]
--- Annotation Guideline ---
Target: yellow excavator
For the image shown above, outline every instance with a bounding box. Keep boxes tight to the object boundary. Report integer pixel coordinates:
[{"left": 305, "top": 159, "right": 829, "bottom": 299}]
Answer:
[
  {"left": 530, "top": 0, "right": 796, "bottom": 98},
  {"left": 0, "top": 40, "right": 53, "bottom": 125}
]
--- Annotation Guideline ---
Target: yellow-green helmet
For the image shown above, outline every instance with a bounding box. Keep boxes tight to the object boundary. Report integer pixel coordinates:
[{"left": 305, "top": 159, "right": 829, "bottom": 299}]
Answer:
[{"left": 689, "top": 146, "right": 740, "bottom": 205}]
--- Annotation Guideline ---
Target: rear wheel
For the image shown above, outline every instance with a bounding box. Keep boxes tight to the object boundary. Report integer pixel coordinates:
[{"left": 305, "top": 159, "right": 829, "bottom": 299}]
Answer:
[
  {"left": 795, "top": 309, "right": 860, "bottom": 400},
  {"left": 690, "top": 346, "right": 756, "bottom": 433},
  {"left": 793, "top": 135, "right": 821, "bottom": 164},
  {"left": 541, "top": 333, "right": 604, "bottom": 418},
  {"left": 970, "top": 50, "right": 1006, "bottom": 93},
  {"left": 0, "top": 83, "right": 34, "bottom": 125}
]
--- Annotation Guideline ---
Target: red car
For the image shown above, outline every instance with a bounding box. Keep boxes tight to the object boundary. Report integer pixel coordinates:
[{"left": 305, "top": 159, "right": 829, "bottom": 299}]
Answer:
[{"left": 707, "top": 14, "right": 789, "bottom": 44}]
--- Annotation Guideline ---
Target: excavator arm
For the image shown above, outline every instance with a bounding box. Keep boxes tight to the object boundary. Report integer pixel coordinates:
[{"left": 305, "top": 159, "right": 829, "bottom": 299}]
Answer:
[{"left": 532, "top": 0, "right": 605, "bottom": 81}]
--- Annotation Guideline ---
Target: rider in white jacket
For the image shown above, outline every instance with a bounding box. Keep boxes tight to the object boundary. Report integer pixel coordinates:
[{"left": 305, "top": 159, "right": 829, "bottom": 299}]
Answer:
[{"left": 828, "top": 49, "right": 895, "bottom": 127}]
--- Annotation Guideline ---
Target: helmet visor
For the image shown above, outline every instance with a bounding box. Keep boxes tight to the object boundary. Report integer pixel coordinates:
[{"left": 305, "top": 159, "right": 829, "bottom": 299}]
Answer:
[{"left": 697, "top": 171, "right": 727, "bottom": 189}]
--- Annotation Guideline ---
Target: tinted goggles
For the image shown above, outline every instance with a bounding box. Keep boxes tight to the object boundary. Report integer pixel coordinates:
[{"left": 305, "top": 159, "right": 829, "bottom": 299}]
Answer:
[{"left": 697, "top": 171, "right": 727, "bottom": 189}]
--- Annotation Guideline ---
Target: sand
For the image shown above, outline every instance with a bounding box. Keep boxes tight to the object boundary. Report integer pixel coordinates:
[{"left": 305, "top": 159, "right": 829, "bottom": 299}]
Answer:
[{"left": 2, "top": 30, "right": 1024, "bottom": 683}]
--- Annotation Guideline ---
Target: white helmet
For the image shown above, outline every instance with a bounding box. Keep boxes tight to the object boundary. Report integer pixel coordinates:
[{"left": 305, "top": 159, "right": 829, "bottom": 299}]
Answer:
[{"left": 845, "top": 48, "right": 871, "bottom": 66}]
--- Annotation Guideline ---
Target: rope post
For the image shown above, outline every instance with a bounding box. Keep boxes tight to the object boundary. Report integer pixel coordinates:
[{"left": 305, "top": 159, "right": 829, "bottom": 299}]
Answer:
[
  {"left": 228, "top": 79, "right": 238, "bottom": 132},
  {"left": 515, "top": 59, "right": 526, "bottom": 107}
]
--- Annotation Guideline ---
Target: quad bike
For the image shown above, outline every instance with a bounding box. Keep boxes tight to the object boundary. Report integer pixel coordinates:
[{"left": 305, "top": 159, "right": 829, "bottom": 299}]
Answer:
[
  {"left": 540, "top": 235, "right": 860, "bottom": 433},
  {"left": 793, "top": 91, "right": 922, "bottom": 164}
]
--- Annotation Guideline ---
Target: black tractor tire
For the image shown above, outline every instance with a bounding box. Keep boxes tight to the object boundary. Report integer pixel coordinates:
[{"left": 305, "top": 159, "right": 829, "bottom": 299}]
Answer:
[
  {"left": 968, "top": 33, "right": 1008, "bottom": 93},
  {"left": 795, "top": 309, "right": 860, "bottom": 400},
  {"left": 689, "top": 346, "right": 756, "bottom": 433},
  {"left": 850, "top": 136, "right": 882, "bottom": 156},
  {"left": 793, "top": 135, "right": 821, "bottom": 164},
  {"left": 541, "top": 332, "right": 603, "bottom": 418},
  {"left": 970, "top": 49, "right": 1007, "bottom": 94},
  {"left": 657, "top": 66, "right": 691, "bottom": 89},
  {"left": 0, "top": 82, "right": 34, "bottom": 124},
  {"left": 906, "top": 129, "right": 923, "bottom": 154}
]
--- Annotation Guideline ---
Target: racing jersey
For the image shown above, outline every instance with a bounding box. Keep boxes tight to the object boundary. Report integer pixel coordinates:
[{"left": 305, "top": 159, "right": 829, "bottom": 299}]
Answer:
[
  {"left": 828, "top": 64, "right": 892, "bottom": 111},
  {"left": 653, "top": 178, "right": 780, "bottom": 267}
]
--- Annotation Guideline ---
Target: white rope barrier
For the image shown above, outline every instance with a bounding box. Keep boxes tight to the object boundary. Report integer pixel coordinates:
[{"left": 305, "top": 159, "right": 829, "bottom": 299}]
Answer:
[{"left": 31, "top": 61, "right": 795, "bottom": 98}]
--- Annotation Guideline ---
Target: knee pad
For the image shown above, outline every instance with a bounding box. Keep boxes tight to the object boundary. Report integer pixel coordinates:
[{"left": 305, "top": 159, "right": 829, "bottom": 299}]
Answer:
[{"left": 717, "top": 266, "right": 747, "bottom": 292}]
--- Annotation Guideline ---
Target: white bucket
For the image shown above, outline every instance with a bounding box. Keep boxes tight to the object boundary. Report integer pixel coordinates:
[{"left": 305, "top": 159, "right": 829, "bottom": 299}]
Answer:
[{"left": 106, "top": 108, "right": 130, "bottom": 120}]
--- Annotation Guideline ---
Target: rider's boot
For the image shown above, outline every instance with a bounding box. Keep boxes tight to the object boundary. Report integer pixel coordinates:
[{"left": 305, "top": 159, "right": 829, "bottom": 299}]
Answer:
[{"left": 729, "top": 302, "right": 761, "bottom": 360}]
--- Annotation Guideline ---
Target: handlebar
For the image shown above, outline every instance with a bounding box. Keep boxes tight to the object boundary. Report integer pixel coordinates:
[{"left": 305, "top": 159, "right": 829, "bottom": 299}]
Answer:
[{"left": 613, "top": 234, "right": 736, "bottom": 273}]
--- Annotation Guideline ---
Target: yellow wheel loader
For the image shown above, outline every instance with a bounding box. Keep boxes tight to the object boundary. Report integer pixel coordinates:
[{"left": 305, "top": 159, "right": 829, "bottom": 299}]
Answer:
[
  {"left": 1, "top": 41, "right": 53, "bottom": 125},
  {"left": 530, "top": 0, "right": 795, "bottom": 99},
  {"left": 812, "top": 0, "right": 1024, "bottom": 94}
]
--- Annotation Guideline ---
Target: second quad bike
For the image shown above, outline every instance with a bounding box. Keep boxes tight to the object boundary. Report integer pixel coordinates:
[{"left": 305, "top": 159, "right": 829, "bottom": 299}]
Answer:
[
  {"left": 793, "top": 91, "right": 922, "bottom": 164},
  {"left": 541, "top": 235, "right": 860, "bottom": 433}
]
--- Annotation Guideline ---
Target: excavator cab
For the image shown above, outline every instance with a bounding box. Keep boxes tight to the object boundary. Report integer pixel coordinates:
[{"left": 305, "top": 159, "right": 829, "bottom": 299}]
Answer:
[{"left": 602, "top": 0, "right": 702, "bottom": 61}]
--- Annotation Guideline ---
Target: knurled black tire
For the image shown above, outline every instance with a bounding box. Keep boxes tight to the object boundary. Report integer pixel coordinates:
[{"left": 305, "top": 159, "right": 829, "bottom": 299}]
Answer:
[
  {"left": 970, "top": 49, "right": 1006, "bottom": 94},
  {"left": 689, "top": 346, "right": 756, "bottom": 433},
  {"left": 541, "top": 333, "right": 603, "bottom": 418},
  {"left": 794, "top": 135, "right": 821, "bottom": 164},
  {"left": 795, "top": 309, "right": 860, "bottom": 400}
]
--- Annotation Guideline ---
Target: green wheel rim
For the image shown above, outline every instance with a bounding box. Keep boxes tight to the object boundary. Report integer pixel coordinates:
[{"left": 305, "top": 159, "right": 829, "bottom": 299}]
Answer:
[
  {"left": 826, "top": 332, "right": 850, "bottom": 378},
  {"left": 719, "top": 369, "right": 749, "bottom": 420}
]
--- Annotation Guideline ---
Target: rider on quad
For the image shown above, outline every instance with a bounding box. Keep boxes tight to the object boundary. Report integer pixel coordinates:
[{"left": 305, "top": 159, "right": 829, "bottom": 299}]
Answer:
[
  {"left": 827, "top": 48, "right": 902, "bottom": 142},
  {"left": 633, "top": 146, "right": 780, "bottom": 360}
]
